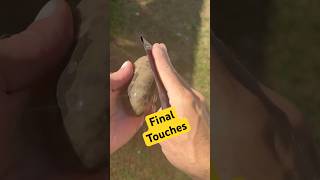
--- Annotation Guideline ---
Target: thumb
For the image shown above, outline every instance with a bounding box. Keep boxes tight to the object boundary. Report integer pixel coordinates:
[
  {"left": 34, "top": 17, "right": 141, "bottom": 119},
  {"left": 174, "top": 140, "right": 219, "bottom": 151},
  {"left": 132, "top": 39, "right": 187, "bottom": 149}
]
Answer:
[
  {"left": 0, "top": 0, "right": 73, "bottom": 93},
  {"left": 110, "top": 61, "right": 134, "bottom": 91},
  {"left": 152, "top": 43, "right": 190, "bottom": 97}
]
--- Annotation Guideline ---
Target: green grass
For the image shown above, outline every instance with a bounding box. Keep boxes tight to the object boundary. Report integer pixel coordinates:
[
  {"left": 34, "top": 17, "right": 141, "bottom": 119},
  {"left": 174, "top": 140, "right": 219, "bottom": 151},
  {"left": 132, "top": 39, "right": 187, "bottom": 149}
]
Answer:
[
  {"left": 263, "top": 0, "right": 320, "bottom": 145},
  {"left": 110, "top": 0, "right": 124, "bottom": 37},
  {"left": 110, "top": 0, "right": 210, "bottom": 179},
  {"left": 192, "top": 0, "right": 210, "bottom": 106}
]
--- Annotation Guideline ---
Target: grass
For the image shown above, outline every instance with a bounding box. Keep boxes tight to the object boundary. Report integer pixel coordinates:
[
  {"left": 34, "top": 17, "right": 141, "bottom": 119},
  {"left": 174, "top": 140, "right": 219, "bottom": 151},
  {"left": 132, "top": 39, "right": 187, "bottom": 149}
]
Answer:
[
  {"left": 263, "top": 0, "right": 320, "bottom": 145},
  {"left": 192, "top": 0, "right": 210, "bottom": 106},
  {"left": 110, "top": 0, "right": 210, "bottom": 179}
]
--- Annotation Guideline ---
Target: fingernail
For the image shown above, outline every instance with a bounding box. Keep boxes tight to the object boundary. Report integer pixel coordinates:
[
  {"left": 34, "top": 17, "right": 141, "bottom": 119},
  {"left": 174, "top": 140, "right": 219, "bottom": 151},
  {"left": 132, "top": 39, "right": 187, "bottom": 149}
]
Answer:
[
  {"left": 157, "top": 44, "right": 164, "bottom": 52},
  {"left": 161, "top": 44, "right": 167, "bottom": 51},
  {"left": 121, "top": 61, "right": 130, "bottom": 69},
  {"left": 35, "top": 0, "right": 58, "bottom": 21}
]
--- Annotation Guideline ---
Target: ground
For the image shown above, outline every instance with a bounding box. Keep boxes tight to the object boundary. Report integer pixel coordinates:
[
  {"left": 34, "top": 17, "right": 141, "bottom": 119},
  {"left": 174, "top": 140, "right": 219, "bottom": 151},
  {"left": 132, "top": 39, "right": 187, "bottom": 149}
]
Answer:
[
  {"left": 110, "top": 0, "right": 210, "bottom": 179},
  {"left": 2, "top": 0, "right": 319, "bottom": 179}
]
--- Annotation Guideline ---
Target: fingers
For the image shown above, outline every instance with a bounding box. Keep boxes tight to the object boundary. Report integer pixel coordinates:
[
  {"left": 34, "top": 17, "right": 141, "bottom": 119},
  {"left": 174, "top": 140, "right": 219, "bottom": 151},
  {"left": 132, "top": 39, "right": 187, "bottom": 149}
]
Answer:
[
  {"left": 110, "top": 61, "right": 134, "bottom": 91},
  {"left": 0, "top": 0, "right": 73, "bottom": 93},
  {"left": 110, "top": 115, "right": 144, "bottom": 154},
  {"left": 152, "top": 43, "right": 189, "bottom": 98}
]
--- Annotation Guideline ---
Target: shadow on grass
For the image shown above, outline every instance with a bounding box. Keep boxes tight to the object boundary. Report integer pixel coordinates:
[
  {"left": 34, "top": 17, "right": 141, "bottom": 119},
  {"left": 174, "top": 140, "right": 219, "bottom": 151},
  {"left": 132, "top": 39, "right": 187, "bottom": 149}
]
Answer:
[
  {"left": 213, "top": 0, "right": 320, "bottom": 177},
  {"left": 213, "top": 0, "right": 270, "bottom": 79},
  {"left": 110, "top": 0, "right": 204, "bottom": 179}
]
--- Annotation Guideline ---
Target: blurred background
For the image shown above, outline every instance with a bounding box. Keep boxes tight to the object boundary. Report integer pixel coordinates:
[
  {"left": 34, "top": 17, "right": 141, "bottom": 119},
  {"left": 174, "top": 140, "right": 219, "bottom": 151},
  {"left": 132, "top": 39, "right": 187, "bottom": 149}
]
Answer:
[
  {"left": 2, "top": 0, "right": 320, "bottom": 179},
  {"left": 110, "top": 0, "right": 210, "bottom": 179},
  {"left": 0, "top": 1, "right": 46, "bottom": 35},
  {"left": 0, "top": 0, "right": 210, "bottom": 179},
  {"left": 214, "top": 0, "right": 320, "bottom": 160}
]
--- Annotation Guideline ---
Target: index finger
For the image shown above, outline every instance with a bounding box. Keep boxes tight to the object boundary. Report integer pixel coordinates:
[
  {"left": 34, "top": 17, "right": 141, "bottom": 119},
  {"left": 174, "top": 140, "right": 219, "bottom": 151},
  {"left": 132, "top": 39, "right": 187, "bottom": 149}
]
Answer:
[{"left": 152, "top": 43, "right": 190, "bottom": 99}]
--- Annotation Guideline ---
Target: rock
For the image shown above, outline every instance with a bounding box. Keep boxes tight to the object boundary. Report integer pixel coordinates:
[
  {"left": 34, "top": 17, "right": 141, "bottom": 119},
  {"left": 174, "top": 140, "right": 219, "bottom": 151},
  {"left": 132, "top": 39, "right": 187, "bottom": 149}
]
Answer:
[
  {"left": 128, "top": 56, "right": 156, "bottom": 116},
  {"left": 56, "top": 0, "right": 107, "bottom": 169}
]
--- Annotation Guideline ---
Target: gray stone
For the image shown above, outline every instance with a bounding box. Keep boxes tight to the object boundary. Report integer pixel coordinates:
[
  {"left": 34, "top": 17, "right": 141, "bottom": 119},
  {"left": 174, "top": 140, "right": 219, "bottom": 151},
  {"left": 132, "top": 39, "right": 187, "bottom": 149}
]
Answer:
[
  {"left": 56, "top": 0, "right": 107, "bottom": 169},
  {"left": 128, "top": 56, "right": 156, "bottom": 116}
]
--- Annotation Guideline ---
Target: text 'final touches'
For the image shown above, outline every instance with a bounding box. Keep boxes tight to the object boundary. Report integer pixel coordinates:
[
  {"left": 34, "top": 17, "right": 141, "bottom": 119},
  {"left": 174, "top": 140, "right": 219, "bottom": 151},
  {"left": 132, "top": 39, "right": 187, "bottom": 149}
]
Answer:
[{"left": 142, "top": 107, "right": 191, "bottom": 146}]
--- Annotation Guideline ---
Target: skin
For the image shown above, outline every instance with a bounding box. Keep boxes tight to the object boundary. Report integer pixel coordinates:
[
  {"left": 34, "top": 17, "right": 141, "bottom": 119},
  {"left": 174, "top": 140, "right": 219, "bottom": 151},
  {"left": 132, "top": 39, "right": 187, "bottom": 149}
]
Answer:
[
  {"left": 154, "top": 44, "right": 210, "bottom": 180},
  {"left": 110, "top": 60, "right": 149, "bottom": 154},
  {"left": 4, "top": 0, "right": 315, "bottom": 179},
  {"left": 1, "top": 0, "right": 210, "bottom": 179},
  {"left": 110, "top": 44, "right": 211, "bottom": 179},
  {"left": 0, "top": 0, "right": 209, "bottom": 180},
  {"left": 0, "top": 0, "right": 106, "bottom": 179},
  {"left": 212, "top": 36, "right": 320, "bottom": 179}
]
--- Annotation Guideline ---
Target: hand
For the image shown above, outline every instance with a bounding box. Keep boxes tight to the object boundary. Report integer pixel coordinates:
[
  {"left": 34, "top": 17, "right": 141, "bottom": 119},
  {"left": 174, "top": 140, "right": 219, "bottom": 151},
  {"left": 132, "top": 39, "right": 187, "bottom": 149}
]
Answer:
[
  {"left": 110, "top": 61, "right": 147, "bottom": 154},
  {"left": 0, "top": 0, "right": 106, "bottom": 179},
  {"left": 152, "top": 43, "right": 210, "bottom": 179}
]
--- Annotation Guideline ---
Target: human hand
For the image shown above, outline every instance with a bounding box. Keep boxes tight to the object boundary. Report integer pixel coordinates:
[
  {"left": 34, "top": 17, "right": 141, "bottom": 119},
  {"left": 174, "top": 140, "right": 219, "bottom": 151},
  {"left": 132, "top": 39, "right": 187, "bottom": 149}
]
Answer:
[
  {"left": 152, "top": 43, "right": 210, "bottom": 179},
  {"left": 0, "top": 0, "right": 103, "bottom": 179},
  {"left": 110, "top": 61, "right": 149, "bottom": 154},
  {"left": 0, "top": 0, "right": 73, "bottom": 92}
]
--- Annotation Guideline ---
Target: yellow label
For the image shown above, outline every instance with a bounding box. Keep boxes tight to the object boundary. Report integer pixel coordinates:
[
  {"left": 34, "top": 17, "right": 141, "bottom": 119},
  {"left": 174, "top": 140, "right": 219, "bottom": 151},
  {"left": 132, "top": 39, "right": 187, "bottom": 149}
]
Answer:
[{"left": 142, "top": 107, "right": 191, "bottom": 146}]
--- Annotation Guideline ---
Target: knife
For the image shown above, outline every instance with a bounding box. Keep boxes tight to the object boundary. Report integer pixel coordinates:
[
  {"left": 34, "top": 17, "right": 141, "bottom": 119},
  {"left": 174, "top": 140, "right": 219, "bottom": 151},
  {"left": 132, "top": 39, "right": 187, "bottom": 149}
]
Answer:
[{"left": 140, "top": 36, "right": 170, "bottom": 109}]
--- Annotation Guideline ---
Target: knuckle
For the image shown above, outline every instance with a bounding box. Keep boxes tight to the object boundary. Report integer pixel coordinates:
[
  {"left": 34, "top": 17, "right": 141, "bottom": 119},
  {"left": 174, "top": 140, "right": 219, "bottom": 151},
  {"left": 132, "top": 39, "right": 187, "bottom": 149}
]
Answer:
[
  {"left": 191, "top": 88, "right": 206, "bottom": 103},
  {"left": 198, "top": 94, "right": 206, "bottom": 103}
]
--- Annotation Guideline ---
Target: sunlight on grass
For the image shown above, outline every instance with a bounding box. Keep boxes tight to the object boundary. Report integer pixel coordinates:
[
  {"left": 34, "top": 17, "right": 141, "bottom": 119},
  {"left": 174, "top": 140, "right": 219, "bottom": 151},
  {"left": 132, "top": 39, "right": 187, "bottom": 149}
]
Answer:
[
  {"left": 110, "top": 0, "right": 210, "bottom": 179},
  {"left": 192, "top": 0, "right": 210, "bottom": 106},
  {"left": 264, "top": 0, "right": 320, "bottom": 145}
]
